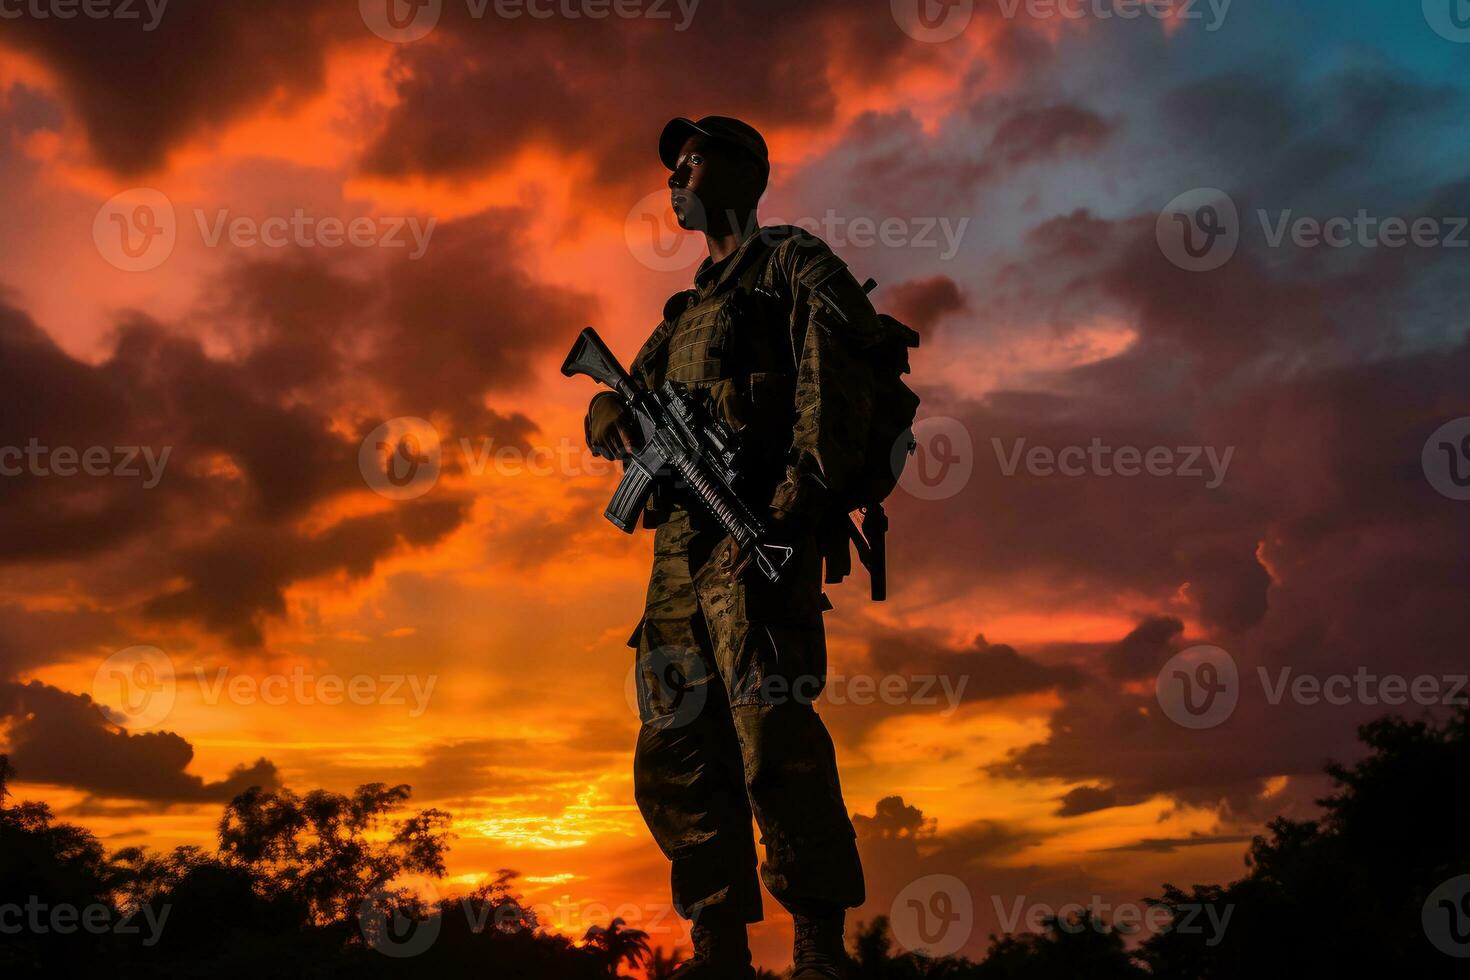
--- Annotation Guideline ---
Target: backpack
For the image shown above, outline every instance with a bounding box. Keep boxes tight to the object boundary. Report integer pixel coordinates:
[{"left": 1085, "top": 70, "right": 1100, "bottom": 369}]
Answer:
[
  {"left": 731, "top": 236, "right": 921, "bottom": 600},
  {"left": 647, "top": 230, "right": 919, "bottom": 599},
  {"left": 833, "top": 279, "right": 921, "bottom": 601}
]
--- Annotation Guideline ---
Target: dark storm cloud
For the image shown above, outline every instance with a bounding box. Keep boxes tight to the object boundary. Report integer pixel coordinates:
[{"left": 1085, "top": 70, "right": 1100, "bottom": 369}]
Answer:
[
  {"left": 0, "top": 303, "right": 168, "bottom": 563},
  {"left": 1158, "top": 64, "right": 1461, "bottom": 203},
  {"left": 878, "top": 52, "right": 1470, "bottom": 824},
  {"left": 885, "top": 275, "right": 967, "bottom": 336},
  {"left": 0, "top": 604, "right": 116, "bottom": 682},
  {"left": 269, "top": 721, "right": 632, "bottom": 802},
  {"left": 846, "top": 100, "right": 1116, "bottom": 203},
  {"left": 818, "top": 625, "right": 1087, "bottom": 748},
  {"left": 0, "top": 0, "right": 348, "bottom": 174},
  {"left": 0, "top": 680, "right": 280, "bottom": 804},
  {"left": 1099, "top": 833, "right": 1252, "bottom": 854},
  {"left": 1101, "top": 616, "right": 1183, "bottom": 682},
  {"left": 981, "top": 103, "right": 1114, "bottom": 169},
  {"left": 0, "top": 295, "right": 472, "bottom": 646},
  {"left": 914, "top": 275, "right": 1470, "bottom": 822},
  {"left": 142, "top": 497, "right": 468, "bottom": 646},
  {"left": 358, "top": 0, "right": 936, "bottom": 193},
  {"left": 3, "top": 0, "right": 956, "bottom": 191},
  {"left": 1055, "top": 784, "right": 1117, "bottom": 818},
  {"left": 214, "top": 209, "right": 590, "bottom": 434},
  {"left": 851, "top": 795, "right": 1117, "bottom": 961},
  {"left": 864, "top": 628, "right": 1087, "bottom": 702},
  {"left": 0, "top": 206, "right": 589, "bottom": 647},
  {"left": 375, "top": 209, "right": 596, "bottom": 432}
]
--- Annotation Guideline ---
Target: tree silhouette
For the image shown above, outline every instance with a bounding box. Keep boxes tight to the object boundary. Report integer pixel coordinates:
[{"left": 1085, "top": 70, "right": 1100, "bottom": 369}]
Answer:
[
  {"left": 973, "top": 912, "right": 1146, "bottom": 979},
  {"left": 217, "top": 782, "right": 452, "bottom": 926},
  {"left": 582, "top": 916, "right": 652, "bottom": 976},
  {"left": 1138, "top": 706, "right": 1470, "bottom": 979},
  {"left": 2, "top": 707, "right": 1466, "bottom": 977}
]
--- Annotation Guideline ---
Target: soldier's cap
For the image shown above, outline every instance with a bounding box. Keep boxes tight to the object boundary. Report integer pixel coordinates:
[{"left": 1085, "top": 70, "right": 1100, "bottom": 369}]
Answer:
[{"left": 659, "top": 116, "right": 769, "bottom": 177}]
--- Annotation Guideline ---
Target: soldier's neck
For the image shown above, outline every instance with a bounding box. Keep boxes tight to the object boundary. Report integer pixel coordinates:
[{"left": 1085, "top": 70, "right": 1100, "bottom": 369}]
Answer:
[{"left": 704, "top": 209, "right": 759, "bottom": 265}]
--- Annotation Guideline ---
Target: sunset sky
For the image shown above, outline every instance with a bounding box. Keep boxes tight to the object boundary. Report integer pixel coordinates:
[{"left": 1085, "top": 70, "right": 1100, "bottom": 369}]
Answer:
[{"left": 3, "top": 0, "right": 1469, "bottom": 970}]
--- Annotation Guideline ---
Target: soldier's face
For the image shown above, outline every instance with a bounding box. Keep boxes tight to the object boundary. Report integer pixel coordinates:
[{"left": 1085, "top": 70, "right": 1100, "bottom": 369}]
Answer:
[{"left": 667, "top": 135, "right": 757, "bottom": 232}]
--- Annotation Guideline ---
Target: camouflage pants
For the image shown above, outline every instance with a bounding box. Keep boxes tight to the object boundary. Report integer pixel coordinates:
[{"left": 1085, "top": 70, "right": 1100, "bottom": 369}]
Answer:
[{"left": 630, "top": 507, "right": 865, "bottom": 924}]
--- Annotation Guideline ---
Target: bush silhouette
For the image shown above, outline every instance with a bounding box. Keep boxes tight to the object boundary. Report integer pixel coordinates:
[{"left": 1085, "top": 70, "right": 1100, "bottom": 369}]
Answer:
[{"left": 1, "top": 705, "right": 1466, "bottom": 977}]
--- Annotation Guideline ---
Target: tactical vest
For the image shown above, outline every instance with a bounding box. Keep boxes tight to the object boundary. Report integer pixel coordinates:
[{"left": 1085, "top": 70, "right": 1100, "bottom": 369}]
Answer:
[
  {"left": 632, "top": 230, "right": 799, "bottom": 523},
  {"left": 664, "top": 288, "right": 729, "bottom": 385}
]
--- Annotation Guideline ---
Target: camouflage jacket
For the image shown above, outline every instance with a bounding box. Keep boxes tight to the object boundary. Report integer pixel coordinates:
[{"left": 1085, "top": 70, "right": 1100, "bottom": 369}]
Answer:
[{"left": 613, "top": 225, "right": 885, "bottom": 529}]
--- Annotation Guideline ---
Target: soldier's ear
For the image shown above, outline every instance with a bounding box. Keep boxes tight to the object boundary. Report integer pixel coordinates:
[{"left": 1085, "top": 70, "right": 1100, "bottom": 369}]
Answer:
[{"left": 744, "top": 160, "right": 769, "bottom": 202}]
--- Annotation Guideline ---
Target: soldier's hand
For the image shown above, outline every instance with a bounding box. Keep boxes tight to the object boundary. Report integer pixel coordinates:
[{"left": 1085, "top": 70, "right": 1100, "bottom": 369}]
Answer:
[{"left": 586, "top": 392, "right": 640, "bottom": 460}]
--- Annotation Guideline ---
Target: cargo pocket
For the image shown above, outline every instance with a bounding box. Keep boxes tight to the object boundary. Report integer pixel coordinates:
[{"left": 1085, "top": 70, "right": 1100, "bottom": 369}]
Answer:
[
  {"left": 636, "top": 621, "right": 715, "bottom": 729},
  {"left": 750, "top": 620, "right": 829, "bottom": 708}
]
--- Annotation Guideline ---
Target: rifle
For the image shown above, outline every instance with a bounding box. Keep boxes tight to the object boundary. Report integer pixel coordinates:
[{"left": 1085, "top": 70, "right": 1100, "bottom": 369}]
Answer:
[{"left": 561, "top": 326, "right": 795, "bottom": 584}]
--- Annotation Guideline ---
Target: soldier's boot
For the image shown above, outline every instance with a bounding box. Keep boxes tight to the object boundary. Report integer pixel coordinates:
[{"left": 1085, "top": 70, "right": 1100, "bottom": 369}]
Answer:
[
  {"left": 669, "top": 920, "right": 756, "bottom": 979},
  {"left": 791, "top": 905, "right": 854, "bottom": 979}
]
